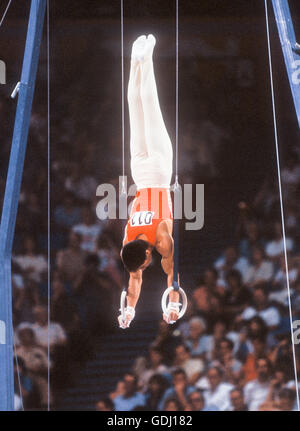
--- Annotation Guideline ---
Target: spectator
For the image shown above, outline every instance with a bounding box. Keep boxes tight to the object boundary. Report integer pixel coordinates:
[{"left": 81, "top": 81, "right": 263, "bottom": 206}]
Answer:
[
  {"left": 229, "top": 388, "right": 248, "bottom": 411},
  {"left": 238, "top": 284, "right": 281, "bottom": 330},
  {"left": 186, "top": 388, "right": 219, "bottom": 411},
  {"left": 224, "top": 270, "right": 252, "bottom": 321},
  {"left": 214, "top": 246, "right": 249, "bottom": 283},
  {"left": 54, "top": 192, "right": 81, "bottom": 231},
  {"left": 23, "top": 305, "right": 67, "bottom": 353},
  {"left": 158, "top": 369, "right": 196, "bottom": 411},
  {"left": 56, "top": 231, "right": 86, "bottom": 285},
  {"left": 113, "top": 373, "right": 146, "bottom": 411},
  {"left": 244, "top": 357, "right": 272, "bottom": 411},
  {"left": 72, "top": 206, "right": 102, "bottom": 253},
  {"left": 212, "top": 337, "right": 243, "bottom": 384},
  {"left": 15, "top": 327, "right": 51, "bottom": 408},
  {"left": 244, "top": 247, "right": 274, "bottom": 288},
  {"left": 13, "top": 236, "right": 47, "bottom": 284},
  {"left": 185, "top": 316, "right": 211, "bottom": 359},
  {"left": 144, "top": 374, "right": 170, "bottom": 411},
  {"left": 173, "top": 344, "right": 205, "bottom": 385},
  {"left": 196, "top": 366, "right": 234, "bottom": 411},
  {"left": 133, "top": 346, "right": 169, "bottom": 391},
  {"left": 265, "top": 222, "right": 294, "bottom": 262},
  {"left": 163, "top": 397, "right": 182, "bottom": 411}
]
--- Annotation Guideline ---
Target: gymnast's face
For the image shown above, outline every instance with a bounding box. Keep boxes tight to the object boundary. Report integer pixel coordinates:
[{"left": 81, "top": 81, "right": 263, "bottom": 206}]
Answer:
[{"left": 139, "top": 249, "right": 152, "bottom": 271}]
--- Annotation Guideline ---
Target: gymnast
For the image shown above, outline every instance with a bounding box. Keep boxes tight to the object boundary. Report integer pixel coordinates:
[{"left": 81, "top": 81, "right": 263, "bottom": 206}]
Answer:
[{"left": 119, "top": 35, "right": 180, "bottom": 329}]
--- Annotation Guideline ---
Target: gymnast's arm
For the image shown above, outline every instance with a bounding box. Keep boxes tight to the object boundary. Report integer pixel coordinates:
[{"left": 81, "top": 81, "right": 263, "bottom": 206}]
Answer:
[
  {"left": 127, "top": 269, "right": 143, "bottom": 309},
  {"left": 157, "top": 226, "right": 180, "bottom": 304}
]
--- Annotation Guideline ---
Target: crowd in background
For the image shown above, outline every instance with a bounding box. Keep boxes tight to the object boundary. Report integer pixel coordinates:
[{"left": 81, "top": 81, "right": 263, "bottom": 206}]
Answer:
[{"left": 97, "top": 149, "right": 300, "bottom": 411}]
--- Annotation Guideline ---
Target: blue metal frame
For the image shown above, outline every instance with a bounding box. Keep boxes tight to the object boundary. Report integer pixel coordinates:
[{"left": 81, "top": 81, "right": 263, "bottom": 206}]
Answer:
[
  {"left": 271, "top": 0, "right": 300, "bottom": 129},
  {"left": 0, "top": 0, "right": 46, "bottom": 411}
]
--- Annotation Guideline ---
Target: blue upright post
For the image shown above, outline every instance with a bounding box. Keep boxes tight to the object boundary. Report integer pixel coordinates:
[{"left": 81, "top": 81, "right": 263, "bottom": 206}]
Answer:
[
  {"left": 0, "top": 0, "right": 46, "bottom": 411},
  {"left": 271, "top": 0, "right": 300, "bottom": 129}
]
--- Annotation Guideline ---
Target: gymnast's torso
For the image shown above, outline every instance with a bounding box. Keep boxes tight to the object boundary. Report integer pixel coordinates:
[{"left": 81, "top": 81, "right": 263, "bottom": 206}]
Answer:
[{"left": 123, "top": 187, "right": 173, "bottom": 249}]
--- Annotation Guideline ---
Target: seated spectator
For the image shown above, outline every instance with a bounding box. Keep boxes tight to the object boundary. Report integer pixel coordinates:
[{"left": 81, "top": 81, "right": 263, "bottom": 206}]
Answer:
[
  {"left": 56, "top": 231, "right": 86, "bottom": 285},
  {"left": 269, "top": 335, "right": 296, "bottom": 381},
  {"left": 113, "top": 373, "right": 146, "bottom": 411},
  {"left": 173, "top": 344, "right": 205, "bottom": 385},
  {"left": 96, "top": 233, "right": 122, "bottom": 288},
  {"left": 95, "top": 397, "right": 115, "bottom": 411},
  {"left": 72, "top": 206, "right": 103, "bottom": 253},
  {"left": 15, "top": 327, "right": 51, "bottom": 408},
  {"left": 13, "top": 236, "right": 47, "bottom": 284},
  {"left": 244, "top": 246, "right": 274, "bottom": 288},
  {"left": 224, "top": 270, "right": 252, "bottom": 320},
  {"left": 158, "top": 369, "right": 196, "bottom": 411},
  {"left": 214, "top": 246, "right": 249, "bottom": 283},
  {"left": 229, "top": 387, "right": 248, "bottom": 411},
  {"left": 186, "top": 388, "right": 219, "bottom": 411},
  {"left": 238, "top": 284, "right": 281, "bottom": 330},
  {"left": 212, "top": 337, "right": 243, "bottom": 384},
  {"left": 244, "top": 357, "right": 273, "bottom": 411},
  {"left": 13, "top": 280, "right": 41, "bottom": 324},
  {"left": 192, "top": 284, "right": 223, "bottom": 329},
  {"left": 152, "top": 320, "right": 182, "bottom": 366},
  {"left": 277, "top": 388, "right": 297, "bottom": 411},
  {"left": 54, "top": 192, "right": 81, "bottom": 231},
  {"left": 242, "top": 335, "right": 268, "bottom": 383},
  {"left": 50, "top": 272, "right": 80, "bottom": 334},
  {"left": 195, "top": 366, "right": 234, "bottom": 411},
  {"left": 185, "top": 316, "right": 211, "bottom": 359},
  {"left": 238, "top": 220, "right": 264, "bottom": 260},
  {"left": 133, "top": 346, "right": 169, "bottom": 391},
  {"left": 203, "top": 268, "right": 226, "bottom": 297},
  {"left": 144, "top": 374, "right": 170, "bottom": 411},
  {"left": 265, "top": 222, "right": 294, "bottom": 262},
  {"left": 64, "top": 162, "right": 98, "bottom": 202},
  {"left": 272, "top": 255, "right": 298, "bottom": 291},
  {"left": 19, "top": 305, "right": 67, "bottom": 354},
  {"left": 206, "top": 320, "right": 239, "bottom": 362}
]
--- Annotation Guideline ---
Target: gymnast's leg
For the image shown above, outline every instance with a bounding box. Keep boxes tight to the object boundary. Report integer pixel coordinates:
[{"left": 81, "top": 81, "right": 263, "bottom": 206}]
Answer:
[
  {"left": 140, "top": 35, "right": 173, "bottom": 187},
  {"left": 128, "top": 35, "right": 148, "bottom": 188}
]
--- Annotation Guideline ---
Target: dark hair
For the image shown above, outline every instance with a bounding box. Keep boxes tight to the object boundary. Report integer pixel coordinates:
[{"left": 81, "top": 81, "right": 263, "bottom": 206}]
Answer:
[
  {"left": 121, "top": 240, "right": 149, "bottom": 272},
  {"left": 226, "top": 269, "right": 242, "bottom": 285},
  {"left": 163, "top": 397, "right": 182, "bottom": 410},
  {"left": 172, "top": 368, "right": 187, "bottom": 379},
  {"left": 219, "top": 337, "right": 234, "bottom": 351}
]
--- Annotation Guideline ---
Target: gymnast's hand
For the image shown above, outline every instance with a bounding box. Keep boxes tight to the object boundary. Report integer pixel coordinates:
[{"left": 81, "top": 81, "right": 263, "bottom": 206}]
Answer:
[
  {"left": 118, "top": 306, "right": 135, "bottom": 329},
  {"left": 163, "top": 302, "right": 180, "bottom": 325}
]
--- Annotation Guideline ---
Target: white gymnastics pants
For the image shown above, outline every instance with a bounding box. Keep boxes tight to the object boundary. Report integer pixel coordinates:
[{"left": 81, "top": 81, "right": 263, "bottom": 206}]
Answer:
[{"left": 127, "top": 55, "right": 173, "bottom": 189}]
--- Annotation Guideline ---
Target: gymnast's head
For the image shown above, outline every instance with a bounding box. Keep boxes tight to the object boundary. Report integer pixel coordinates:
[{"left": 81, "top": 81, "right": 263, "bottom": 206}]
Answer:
[{"left": 121, "top": 239, "right": 152, "bottom": 273}]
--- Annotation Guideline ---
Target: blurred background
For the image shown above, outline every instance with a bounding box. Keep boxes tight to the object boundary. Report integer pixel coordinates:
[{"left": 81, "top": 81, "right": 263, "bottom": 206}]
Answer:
[{"left": 0, "top": 0, "right": 300, "bottom": 411}]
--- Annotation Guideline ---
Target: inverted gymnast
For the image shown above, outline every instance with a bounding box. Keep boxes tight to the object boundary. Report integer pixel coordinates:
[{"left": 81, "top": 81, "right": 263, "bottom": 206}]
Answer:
[{"left": 119, "top": 35, "right": 180, "bottom": 329}]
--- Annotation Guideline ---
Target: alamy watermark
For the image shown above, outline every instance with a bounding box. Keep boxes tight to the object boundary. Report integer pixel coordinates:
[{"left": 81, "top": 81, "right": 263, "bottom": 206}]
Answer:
[
  {"left": 0, "top": 60, "right": 6, "bottom": 84},
  {"left": 95, "top": 176, "right": 204, "bottom": 231}
]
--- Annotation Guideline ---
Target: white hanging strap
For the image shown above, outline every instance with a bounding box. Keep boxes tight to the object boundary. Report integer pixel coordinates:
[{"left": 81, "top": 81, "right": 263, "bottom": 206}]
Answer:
[
  {"left": 264, "top": 0, "right": 299, "bottom": 411},
  {"left": 47, "top": 0, "right": 51, "bottom": 412}
]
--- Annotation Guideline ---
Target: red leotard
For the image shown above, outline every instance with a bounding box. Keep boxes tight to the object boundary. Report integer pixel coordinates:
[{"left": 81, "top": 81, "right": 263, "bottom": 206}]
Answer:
[{"left": 124, "top": 187, "right": 173, "bottom": 246}]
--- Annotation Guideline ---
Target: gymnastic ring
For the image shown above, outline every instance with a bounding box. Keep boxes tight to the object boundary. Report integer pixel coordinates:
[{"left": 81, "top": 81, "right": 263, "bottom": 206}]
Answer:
[{"left": 161, "top": 285, "right": 187, "bottom": 320}]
